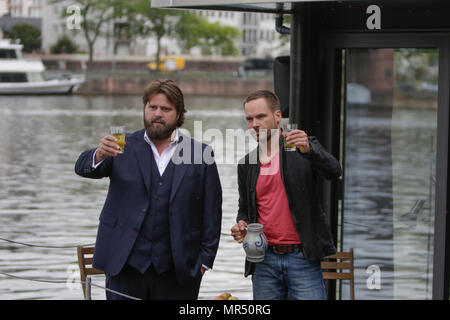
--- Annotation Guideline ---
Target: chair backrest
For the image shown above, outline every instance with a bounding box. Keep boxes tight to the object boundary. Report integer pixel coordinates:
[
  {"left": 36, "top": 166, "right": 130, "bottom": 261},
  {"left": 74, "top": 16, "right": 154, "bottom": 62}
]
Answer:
[
  {"left": 321, "top": 248, "right": 355, "bottom": 300},
  {"left": 77, "top": 245, "right": 104, "bottom": 299}
]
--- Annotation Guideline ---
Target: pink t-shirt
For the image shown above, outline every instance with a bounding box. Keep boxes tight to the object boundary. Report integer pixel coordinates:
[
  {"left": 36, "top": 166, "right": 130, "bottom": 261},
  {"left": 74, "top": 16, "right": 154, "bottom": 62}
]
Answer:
[{"left": 256, "top": 151, "right": 301, "bottom": 245}]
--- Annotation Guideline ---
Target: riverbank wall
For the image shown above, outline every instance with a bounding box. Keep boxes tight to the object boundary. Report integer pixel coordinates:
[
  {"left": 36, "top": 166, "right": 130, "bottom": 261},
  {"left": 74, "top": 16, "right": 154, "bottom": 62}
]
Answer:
[
  {"left": 40, "top": 53, "right": 243, "bottom": 73},
  {"left": 37, "top": 54, "right": 274, "bottom": 96},
  {"left": 76, "top": 75, "right": 274, "bottom": 97}
]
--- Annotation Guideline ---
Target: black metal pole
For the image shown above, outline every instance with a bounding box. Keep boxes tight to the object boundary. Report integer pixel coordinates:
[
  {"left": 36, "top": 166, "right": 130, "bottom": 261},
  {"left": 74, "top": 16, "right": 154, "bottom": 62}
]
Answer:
[
  {"left": 289, "top": 3, "right": 316, "bottom": 134},
  {"left": 289, "top": 3, "right": 302, "bottom": 126}
]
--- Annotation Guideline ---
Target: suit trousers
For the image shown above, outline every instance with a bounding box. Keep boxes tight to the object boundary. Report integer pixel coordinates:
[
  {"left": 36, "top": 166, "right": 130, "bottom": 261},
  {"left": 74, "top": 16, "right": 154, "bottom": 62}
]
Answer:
[{"left": 105, "top": 264, "right": 202, "bottom": 300}]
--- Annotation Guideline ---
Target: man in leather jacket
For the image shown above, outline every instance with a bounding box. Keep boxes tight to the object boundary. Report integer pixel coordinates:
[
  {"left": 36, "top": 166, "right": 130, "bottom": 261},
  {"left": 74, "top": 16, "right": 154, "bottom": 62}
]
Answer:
[{"left": 231, "top": 90, "right": 342, "bottom": 300}]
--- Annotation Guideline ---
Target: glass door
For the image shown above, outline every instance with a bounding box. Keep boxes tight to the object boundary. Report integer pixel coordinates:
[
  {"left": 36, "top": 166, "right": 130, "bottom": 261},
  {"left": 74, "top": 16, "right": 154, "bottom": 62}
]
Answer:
[{"left": 340, "top": 48, "right": 439, "bottom": 299}]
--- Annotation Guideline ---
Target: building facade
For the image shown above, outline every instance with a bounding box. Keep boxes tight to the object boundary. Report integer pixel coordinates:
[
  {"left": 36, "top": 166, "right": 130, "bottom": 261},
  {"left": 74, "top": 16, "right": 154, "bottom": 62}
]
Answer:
[
  {"left": 6, "top": 0, "right": 42, "bottom": 17},
  {"left": 39, "top": 1, "right": 288, "bottom": 58},
  {"left": 41, "top": 0, "right": 113, "bottom": 56},
  {"left": 189, "top": 9, "right": 288, "bottom": 57}
]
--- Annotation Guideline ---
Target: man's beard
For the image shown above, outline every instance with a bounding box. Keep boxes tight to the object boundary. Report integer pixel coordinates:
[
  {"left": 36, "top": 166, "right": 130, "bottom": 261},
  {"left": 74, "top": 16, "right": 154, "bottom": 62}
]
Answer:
[
  {"left": 253, "top": 128, "right": 272, "bottom": 143},
  {"left": 251, "top": 122, "right": 279, "bottom": 144},
  {"left": 254, "top": 128, "right": 280, "bottom": 158},
  {"left": 144, "top": 116, "right": 178, "bottom": 140}
]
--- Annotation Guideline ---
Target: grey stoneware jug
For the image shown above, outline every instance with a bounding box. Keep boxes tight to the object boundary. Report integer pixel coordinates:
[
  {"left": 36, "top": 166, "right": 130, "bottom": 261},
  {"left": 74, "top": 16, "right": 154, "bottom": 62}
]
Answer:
[{"left": 242, "top": 223, "right": 268, "bottom": 263}]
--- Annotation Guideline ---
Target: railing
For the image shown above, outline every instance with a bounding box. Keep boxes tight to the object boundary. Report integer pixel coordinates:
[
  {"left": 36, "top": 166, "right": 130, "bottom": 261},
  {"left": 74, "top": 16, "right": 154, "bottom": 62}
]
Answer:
[{"left": 0, "top": 236, "right": 141, "bottom": 300}]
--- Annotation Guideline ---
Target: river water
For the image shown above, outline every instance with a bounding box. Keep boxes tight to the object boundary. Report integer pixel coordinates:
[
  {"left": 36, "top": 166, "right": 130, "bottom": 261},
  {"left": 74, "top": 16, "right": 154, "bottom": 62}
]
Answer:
[{"left": 0, "top": 94, "right": 255, "bottom": 300}]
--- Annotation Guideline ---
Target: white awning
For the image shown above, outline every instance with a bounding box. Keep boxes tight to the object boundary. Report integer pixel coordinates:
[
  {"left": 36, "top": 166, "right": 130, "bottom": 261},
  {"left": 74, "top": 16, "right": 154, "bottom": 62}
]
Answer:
[{"left": 150, "top": 0, "right": 321, "bottom": 12}]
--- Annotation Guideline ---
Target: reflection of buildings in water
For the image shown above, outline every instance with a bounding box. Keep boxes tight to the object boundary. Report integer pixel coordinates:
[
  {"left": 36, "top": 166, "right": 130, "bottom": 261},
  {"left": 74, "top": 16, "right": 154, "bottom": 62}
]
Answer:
[
  {"left": 347, "top": 49, "right": 439, "bottom": 110},
  {"left": 343, "top": 121, "right": 395, "bottom": 299},
  {"left": 343, "top": 49, "right": 437, "bottom": 299},
  {"left": 346, "top": 83, "right": 371, "bottom": 105},
  {"left": 347, "top": 49, "right": 394, "bottom": 108},
  {"left": 343, "top": 108, "right": 436, "bottom": 299}
]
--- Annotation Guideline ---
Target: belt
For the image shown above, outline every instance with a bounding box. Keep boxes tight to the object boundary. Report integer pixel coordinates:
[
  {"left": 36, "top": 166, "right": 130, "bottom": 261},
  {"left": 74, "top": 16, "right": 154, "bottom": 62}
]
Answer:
[{"left": 268, "top": 244, "right": 303, "bottom": 254}]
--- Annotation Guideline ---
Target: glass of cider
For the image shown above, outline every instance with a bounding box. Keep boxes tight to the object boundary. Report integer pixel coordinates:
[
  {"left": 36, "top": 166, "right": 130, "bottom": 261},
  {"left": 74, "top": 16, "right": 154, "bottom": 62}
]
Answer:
[
  {"left": 110, "top": 126, "right": 126, "bottom": 154},
  {"left": 282, "top": 123, "right": 298, "bottom": 151}
]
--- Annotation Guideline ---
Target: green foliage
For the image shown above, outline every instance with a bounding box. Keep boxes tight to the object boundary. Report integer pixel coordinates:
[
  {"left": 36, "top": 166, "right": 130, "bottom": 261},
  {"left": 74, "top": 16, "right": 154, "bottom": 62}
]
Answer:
[
  {"left": 394, "top": 48, "right": 439, "bottom": 84},
  {"left": 51, "top": 0, "right": 123, "bottom": 63},
  {"left": 126, "top": 0, "right": 180, "bottom": 37},
  {"left": 176, "top": 14, "right": 240, "bottom": 56},
  {"left": 6, "top": 23, "right": 41, "bottom": 53},
  {"left": 126, "top": 0, "right": 240, "bottom": 59},
  {"left": 50, "top": 35, "right": 79, "bottom": 54},
  {"left": 50, "top": 0, "right": 241, "bottom": 66}
]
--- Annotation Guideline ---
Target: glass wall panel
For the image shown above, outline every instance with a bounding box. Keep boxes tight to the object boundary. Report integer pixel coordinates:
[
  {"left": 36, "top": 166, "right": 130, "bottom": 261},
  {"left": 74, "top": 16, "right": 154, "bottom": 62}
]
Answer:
[{"left": 342, "top": 48, "right": 438, "bottom": 299}]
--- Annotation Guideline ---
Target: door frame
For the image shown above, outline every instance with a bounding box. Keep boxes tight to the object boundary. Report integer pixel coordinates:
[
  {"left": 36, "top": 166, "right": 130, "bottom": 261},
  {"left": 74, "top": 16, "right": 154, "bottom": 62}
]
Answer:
[{"left": 321, "top": 33, "right": 450, "bottom": 300}]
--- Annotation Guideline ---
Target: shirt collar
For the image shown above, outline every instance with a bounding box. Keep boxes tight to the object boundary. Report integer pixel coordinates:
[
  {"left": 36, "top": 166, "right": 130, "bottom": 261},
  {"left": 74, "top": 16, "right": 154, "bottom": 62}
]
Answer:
[{"left": 144, "top": 128, "right": 179, "bottom": 148}]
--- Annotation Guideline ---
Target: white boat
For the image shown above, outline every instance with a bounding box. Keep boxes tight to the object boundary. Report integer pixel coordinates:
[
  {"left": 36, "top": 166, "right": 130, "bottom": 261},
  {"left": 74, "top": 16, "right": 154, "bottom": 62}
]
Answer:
[{"left": 0, "top": 39, "right": 85, "bottom": 94}]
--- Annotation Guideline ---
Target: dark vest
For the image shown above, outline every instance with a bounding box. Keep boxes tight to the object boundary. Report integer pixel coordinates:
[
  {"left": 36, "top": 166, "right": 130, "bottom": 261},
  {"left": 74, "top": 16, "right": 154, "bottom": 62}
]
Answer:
[{"left": 127, "top": 154, "right": 175, "bottom": 274}]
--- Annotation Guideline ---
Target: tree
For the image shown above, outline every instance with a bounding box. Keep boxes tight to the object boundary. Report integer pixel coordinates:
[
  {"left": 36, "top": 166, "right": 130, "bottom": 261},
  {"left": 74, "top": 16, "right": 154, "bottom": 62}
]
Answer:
[
  {"left": 176, "top": 13, "right": 240, "bottom": 56},
  {"left": 6, "top": 23, "right": 41, "bottom": 53},
  {"left": 50, "top": 0, "right": 240, "bottom": 69},
  {"left": 125, "top": 0, "right": 184, "bottom": 70},
  {"left": 126, "top": 0, "right": 240, "bottom": 69},
  {"left": 50, "top": 35, "right": 78, "bottom": 54},
  {"left": 51, "top": 0, "right": 122, "bottom": 67}
]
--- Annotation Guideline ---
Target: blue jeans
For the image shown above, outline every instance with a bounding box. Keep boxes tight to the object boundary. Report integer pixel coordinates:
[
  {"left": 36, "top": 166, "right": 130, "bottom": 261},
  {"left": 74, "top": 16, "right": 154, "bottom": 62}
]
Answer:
[{"left": 252, "top": 250, "right": 327, "bottom": 300}]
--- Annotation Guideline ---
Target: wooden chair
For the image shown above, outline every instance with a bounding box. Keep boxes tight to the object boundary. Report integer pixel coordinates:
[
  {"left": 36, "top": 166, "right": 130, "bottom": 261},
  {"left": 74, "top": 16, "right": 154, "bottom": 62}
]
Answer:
[
  {"left": 77, "top": 245, "right": 104, "bottom": 299},
  {"left": 321, "top": 248, "right": 355, "bottom": 300}
]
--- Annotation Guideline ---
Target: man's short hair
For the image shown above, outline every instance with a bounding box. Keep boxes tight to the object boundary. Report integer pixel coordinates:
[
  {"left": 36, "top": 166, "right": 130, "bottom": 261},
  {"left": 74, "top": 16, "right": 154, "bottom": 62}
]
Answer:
[
  {"left": 243, "top": 90, "right": 281, "bottom": 112},
  {"left": 142, "top": 79, "right": 186, "bottom": 127}
]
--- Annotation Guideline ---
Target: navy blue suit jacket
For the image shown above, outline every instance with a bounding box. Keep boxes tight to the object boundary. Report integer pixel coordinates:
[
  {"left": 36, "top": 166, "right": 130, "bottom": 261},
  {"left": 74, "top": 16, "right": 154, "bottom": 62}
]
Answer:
[{"left": 75, "top": 129, "right": 222, "bottom": 284}]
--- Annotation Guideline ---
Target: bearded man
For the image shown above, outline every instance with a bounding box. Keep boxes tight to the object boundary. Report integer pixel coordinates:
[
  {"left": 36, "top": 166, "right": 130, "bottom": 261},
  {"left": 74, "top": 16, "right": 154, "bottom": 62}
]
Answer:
[{"left": 75, "top": 79, "right": 222, "bottom": 300}]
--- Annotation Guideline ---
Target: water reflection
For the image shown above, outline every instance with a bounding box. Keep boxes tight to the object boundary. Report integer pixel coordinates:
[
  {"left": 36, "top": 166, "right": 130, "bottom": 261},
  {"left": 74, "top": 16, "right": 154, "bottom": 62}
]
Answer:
[{"left": 342, "top": 48, "right": 437, "bottom": 300}]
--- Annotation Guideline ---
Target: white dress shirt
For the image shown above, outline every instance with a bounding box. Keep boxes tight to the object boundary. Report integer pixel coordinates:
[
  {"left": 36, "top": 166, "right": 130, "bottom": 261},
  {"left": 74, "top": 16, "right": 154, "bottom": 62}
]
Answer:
[{"left": 144, "top": 129, "right": 179, "bottom": 176}]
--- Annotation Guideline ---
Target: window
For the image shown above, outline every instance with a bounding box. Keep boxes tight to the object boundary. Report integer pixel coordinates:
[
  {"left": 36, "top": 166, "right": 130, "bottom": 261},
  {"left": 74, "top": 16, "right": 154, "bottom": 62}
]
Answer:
[
  {"left": 0, "top": 73, "right": 28, "bottom": 82},
  {"left": 0, "top": 50, "right": 18, "bottom": 59},
  {"left": 27, "top": 72, "right": 44, "bottom": 82}
]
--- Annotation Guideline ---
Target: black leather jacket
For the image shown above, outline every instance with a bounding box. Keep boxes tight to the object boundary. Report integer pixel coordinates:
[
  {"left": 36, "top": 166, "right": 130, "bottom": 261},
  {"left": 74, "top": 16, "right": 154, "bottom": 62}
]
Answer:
[{"left": 236, "top": 136, "right": 342, "bottom": 277}]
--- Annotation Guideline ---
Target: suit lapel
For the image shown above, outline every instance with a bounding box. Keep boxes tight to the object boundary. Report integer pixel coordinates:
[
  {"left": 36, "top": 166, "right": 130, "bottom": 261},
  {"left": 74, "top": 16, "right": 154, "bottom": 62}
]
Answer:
[
  {"left": 132, "top": 129, "right": 152, "bottom": 194},
  {"left": 170, "top": 134, "right": 190, "bottom": 202}
]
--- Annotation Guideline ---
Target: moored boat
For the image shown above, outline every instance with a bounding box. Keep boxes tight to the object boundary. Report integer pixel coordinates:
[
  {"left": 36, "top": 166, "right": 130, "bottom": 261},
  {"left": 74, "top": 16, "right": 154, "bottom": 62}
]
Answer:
[{"left": 0, "top": 39, "right": 85, "bottom": 95}]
